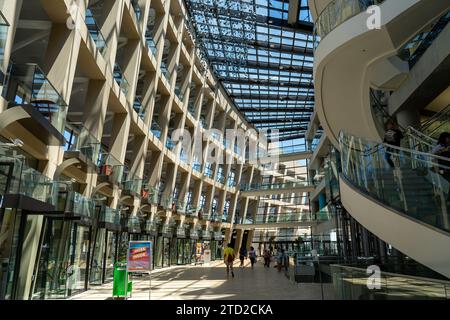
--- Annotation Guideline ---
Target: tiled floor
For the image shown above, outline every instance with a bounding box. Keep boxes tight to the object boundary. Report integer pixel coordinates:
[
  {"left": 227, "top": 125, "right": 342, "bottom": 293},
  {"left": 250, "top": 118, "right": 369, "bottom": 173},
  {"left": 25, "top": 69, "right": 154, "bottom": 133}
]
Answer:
[{"left": 70, "top": 260, "right": 336, "bottom": 300}]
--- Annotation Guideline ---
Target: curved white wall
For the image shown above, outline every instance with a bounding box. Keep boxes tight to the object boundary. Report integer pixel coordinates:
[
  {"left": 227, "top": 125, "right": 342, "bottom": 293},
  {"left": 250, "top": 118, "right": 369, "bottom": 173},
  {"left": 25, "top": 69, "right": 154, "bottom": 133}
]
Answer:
[{"left": 314, "top": 0, "right": 450, "bottom": 147}]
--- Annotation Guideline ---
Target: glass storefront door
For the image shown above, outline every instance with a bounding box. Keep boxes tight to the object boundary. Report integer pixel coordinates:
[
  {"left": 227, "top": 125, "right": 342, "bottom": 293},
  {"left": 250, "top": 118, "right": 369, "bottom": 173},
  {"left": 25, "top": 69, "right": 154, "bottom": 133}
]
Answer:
[
  {"left": 155, "top": 236, "right": 163, "bottom": 268},
  {"left": 0, "top": 208, "right": 22, "bottom": 300},
  {"left": 170, "top": 237, "right": 177, "bottom": 266},
  {"left": 163, "top": 237, "right": 170, "bottom": 268},
  {"left": 89, "top": 228, "right": 106, "bottom": 286},
  {"left": 104, "top": 231, "right": 117, "bottom": 283},
  {"left": 177, "top": 238, "right": 184, "bottom": 265},
  {"left": 183, "top": 240, "right": 191, "bottom": 265},
  {"left": 67, "top": 224, "right": 91, "bottom": 296}
]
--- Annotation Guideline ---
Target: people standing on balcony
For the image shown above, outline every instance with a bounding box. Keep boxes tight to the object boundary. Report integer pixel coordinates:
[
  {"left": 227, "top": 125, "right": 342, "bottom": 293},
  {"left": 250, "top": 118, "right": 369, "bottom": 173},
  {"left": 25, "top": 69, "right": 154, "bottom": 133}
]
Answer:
[
  {"left": 223, "top": 243, "right": 235, "bottom": 278},
  {"left": 249, "top": 247, "right": 257, "bottom": 269},
  {"left": 383, "top": 121, "right": 404, "bottom": 168},
  {"left": 239, "top": 246, "right": 247, "bottom": 268}
]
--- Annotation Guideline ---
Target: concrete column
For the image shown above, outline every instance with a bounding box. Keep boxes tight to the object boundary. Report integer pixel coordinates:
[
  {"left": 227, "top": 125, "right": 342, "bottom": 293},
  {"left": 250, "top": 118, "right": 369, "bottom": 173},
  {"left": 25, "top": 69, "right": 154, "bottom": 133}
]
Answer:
[{"left": 109, "top": 113, "right": 131, "bottom": 163}]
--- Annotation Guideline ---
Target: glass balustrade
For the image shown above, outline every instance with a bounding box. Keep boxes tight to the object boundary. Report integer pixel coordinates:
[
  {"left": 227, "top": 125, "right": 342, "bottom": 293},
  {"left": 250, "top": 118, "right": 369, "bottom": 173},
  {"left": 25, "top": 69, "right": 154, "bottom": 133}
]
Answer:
[
  {"left": 160, "top": 61, "right": 170, "bottom": 81},
  {"left": 85, "top": 9, "right": 107, "bottom": 55},
  {"left": 62, "top": 191, "right": 96, "bottom": 219},
  {"left": 188, "top": 103, "right": 196, "bottom": 117},
  {"left": 130, "top": 0, "right": 142, "bottom": 21},
  {"left": 4, "top": 63, "right": 68, "bottom": 134},
  {"left": 166, "top": 137, "right": 175, "bottom": 150},
  {"left": 314, "top": 0, "right": 386, "bottom": 47},
  {"left": 0, "top": 11, "right": 9, "bottom": 69},
  {"left": 421, "top": 105, "right": 450, "bottom": 139},
  {"left": 175, "top": 85, "right": 184, "bottom": 101},
  {"left": 340, "top": 132, "right": 450, "bottom": 232},
  {"left": 150, "top": 120, "right": 162, "bottom": 139},
  {"left": 97, "top": 153, "right": 124, "bottom": 185},
  {"left": 100, "top": 206, "right": 121, "bottom": 225},
  {"left": 146, "top": 36, "right": 157, "bottom": 56},
  {"left": 113, "top": 63, "right": 130, "bottom": 96},
  {"left": 133, "top": 96, "right": 146, "bottom": 120},
  {"left": 122, "top": 175, "right": 143, "bottom": 196},
  {"left": 127, "top": 216, "right": 141, "bottom": 232},
  {"left": 145, "top": 220, "right": 159, "bottom": 233},
  {"left": 240, "top": 180, "right": 314, "bottom": 192},
  {"left": 331, "top": 264, "right": 450, "bottom": 300},
  {"left": 0, "top": 150, "right": 57, "bottom": 205},
  {"left": 66, "top": 127, "right": 101, "bottom": 164}
]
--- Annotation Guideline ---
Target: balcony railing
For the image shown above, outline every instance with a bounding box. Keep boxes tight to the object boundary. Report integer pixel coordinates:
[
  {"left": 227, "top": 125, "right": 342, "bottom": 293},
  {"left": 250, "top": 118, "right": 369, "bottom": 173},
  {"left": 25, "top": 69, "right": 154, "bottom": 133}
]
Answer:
[
  {"left": 0, "top": 152, "right": 56, "bottom": 205},
  {"left": 4, "top": 63, "right": 68, "bottom": 134},
  {"left": 122, "top": 175, "right": 143, "bottom": 196},
  {"left": 175, "top": 85, "right": 184, "bottom": 102},
  {"left": 188, "top": 103, "right": 196, "bottom": 117},
  {"left": 113, "top": 63, "right": 130, "bottom": 96},
  {"left": 126, "top": 215, "right": 142, "bottom": 233},
  {"left": 130, "top": 0, "right": 142, "bottom": 21},
  {"left": 58, "top": 191, "right": 96, "bottom": 220},
  {"left": 99, "top": 206, "right": 121, "bottom": 225},
  {"left": 85, "top": 9, "right": 107, "bottom": 55},
  {"left": 133, "top": 96, "right": 146, "bottom": 120},
  {"left": 166, "top": 137, "right": 175, "bottom": 150},
  {"left": 150, "top": 120, "right": 162, "bottom": 139},
  {"left": 160, "top": 61, "right": 170, "bottom": 82},
  {"left": 0, "top": 11, "right": 9, "bottom": 70},
  {"left": 66, "top": 126, "right": 101, "bottom": 164},
  {"left": 97, "top": 153, "right": 124, "bottom": 185},
  {"left": 146, "top": 36, "right": 157, "bottom": 56},
  {"left": 145, "top": 220, "right": 159, "bottom": 233},
  {"left": 314, "top": 0, "right": 386, "bottom": 47}
]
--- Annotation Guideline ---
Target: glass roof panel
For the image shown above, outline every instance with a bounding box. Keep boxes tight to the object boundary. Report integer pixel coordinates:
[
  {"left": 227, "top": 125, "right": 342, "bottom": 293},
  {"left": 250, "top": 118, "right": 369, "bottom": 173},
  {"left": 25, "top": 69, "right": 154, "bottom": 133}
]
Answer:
[{"left": 184, "top": 0, "right": 314, "bottom": 144}]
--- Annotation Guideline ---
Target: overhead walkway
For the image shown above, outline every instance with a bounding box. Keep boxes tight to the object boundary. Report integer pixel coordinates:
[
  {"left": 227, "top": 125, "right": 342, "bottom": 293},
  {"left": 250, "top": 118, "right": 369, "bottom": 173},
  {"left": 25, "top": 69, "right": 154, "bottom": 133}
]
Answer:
[
  {"left": 240, "top": 182, "right": 316, "bottom": 197},
  {"left": 314, "top": 0, "right": 450, "bottom": 147},
  {"left": 235, "top": 212, "right": 333, "bottom": 230},
  {"left": 339, "top": 132, "right": 450, "bottom": 278}
]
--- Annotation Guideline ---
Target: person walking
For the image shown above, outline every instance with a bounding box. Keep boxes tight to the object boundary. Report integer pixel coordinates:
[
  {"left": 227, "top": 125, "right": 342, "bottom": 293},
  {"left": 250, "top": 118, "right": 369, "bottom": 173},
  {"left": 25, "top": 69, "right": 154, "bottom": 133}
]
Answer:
[
  {"left": 248, "top": 246, "right": 257, "bottom": 269},
  {"left": 239, "top": 246, "right": 247, "bottom": 268},
  {"left": 223, "top": 243, "right": 235, "bottom": 278},
  {"left": 276, "top": 249, "right": 286, "bottom": 272},
  {"left": 263, "top": 249, "right": 271, "bottom": 268},
  {"left": 383, "top": 121, "right": 404, "bottom": 168}
]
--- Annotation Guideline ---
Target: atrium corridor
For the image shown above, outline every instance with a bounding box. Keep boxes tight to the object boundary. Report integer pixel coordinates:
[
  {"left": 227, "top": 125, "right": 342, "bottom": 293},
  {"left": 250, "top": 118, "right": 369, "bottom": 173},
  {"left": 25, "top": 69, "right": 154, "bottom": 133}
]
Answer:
[{"left": 69, "top": 261, "right": 335, "bottom": 300}]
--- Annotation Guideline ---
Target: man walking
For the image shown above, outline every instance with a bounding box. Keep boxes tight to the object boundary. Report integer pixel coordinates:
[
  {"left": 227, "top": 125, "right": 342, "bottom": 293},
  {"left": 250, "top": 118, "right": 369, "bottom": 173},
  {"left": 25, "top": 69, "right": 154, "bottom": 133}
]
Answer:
[{"left": 224, "top": 243, "right": 235, "bottom": 278}]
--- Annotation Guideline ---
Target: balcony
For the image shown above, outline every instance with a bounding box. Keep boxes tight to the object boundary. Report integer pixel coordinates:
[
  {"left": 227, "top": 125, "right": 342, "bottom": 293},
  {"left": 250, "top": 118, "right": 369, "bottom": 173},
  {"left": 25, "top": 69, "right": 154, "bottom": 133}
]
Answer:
[
  {"left": 97, "top": 153, "right": 124, "bottom": 186},
  {"left": 58, "top": 191, "right": 96, "bottom": 222},
  {"left": 3, "top": 63, "right": 68, "bottom": 145},
  {"left": 165, "top": 137, "right": 175, "bottom": 151},
  {"left": 133, "top": 96, "right": 146, "bottom": 120},
  {"left": 85, "top": 8, "right": 107, "bottom": 55},
  {"left": 64, "top": 126, "right": 101, "bottom": 168},
  {"left": 213, "top": 231, "right": 223, "bottom": 240},
  {"left": 161, "top": 225, "right": 174, "bottom": 237},
  {"left": 122, "top": 174, "right": 143, "bottom": 197},
  {"left": 175, "top": 85, "right": 184, "bottom": 102},
  {"left": 188, "top": 228, "right": 200, "bottom": 240},
  {"left": 146, "top": 36, "right": 157, "bottom": 56},
  {"left": 123, "top": 215, "right": 141, "bottom": 234},
  {"left": 98, "top": 205, "right": 121, "bottom": 230},
  {"left": 0, "top": 11, "right": 9, "bottom": 72},
  {"left": 150, "top": 120, "right": 162, "bottom": 139},
  {"left": 160, "top": 61, "right": 170, "bottom": 82},
  {"left": 188, "top": 103, "right": 196, "bottom": 117},
  {"left": 113, "top": 63, "right": 130, "bottom": 96},
  {"left": 201, "top": 230, "right": 211, "bottom": 240},
  {"left": 0, "top": 151, "right": 56, "bottom": 211},
  {"left": 145, "top": 220, "right": 160, "bottom": 235},
  {"left": 130, "top": 0, "right": 142, "bottom": 21},
  {"left": 314, "top": 0, "right": 386, "bottom": 47},
  {"left": 176, "top": 227, "right": 186, "bottom": 238}
]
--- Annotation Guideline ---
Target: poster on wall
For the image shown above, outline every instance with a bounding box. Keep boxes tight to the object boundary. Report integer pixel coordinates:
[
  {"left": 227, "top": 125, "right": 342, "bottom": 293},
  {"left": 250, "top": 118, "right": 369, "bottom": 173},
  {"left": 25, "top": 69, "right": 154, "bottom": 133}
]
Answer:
[{"left": 127, "top": 241, "right": 153, "bottom": 273}]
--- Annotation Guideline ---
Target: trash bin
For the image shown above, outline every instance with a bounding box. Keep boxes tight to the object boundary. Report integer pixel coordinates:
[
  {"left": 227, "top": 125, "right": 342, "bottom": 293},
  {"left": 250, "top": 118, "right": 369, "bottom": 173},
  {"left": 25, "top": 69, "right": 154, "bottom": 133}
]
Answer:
[{"left": 113, "top": 262, "right": 132, "bottom": 298}]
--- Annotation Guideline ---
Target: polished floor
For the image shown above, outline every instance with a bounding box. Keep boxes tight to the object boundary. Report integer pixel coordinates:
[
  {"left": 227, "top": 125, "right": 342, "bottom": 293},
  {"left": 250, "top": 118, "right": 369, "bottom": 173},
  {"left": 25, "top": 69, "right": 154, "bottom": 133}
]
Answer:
[{"left": 70, "top": 260, "right": 335, "bottom": 300}]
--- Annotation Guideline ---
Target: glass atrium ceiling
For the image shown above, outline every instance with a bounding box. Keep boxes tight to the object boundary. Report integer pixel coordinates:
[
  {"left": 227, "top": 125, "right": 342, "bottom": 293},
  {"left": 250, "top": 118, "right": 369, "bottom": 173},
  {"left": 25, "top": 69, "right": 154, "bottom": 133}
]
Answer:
[{"left": 184, "top": 0, "right": 315, "bottom": 144}]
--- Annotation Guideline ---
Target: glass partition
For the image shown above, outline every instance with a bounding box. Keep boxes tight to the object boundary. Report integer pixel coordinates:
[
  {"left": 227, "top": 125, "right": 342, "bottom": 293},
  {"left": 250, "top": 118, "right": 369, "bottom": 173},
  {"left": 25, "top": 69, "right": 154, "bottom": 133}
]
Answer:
[
  {"left": 85, "top": 8, "right": 107, "bottom": 55},
  {"left": 113, "top": 63, "right": 130, "bottom": 96},
  {"left": 65, "top": 126, "right": 101, "bottom": 164},
  {"left": 99, "top": 206, "right": 121, "bottom": 225}
]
